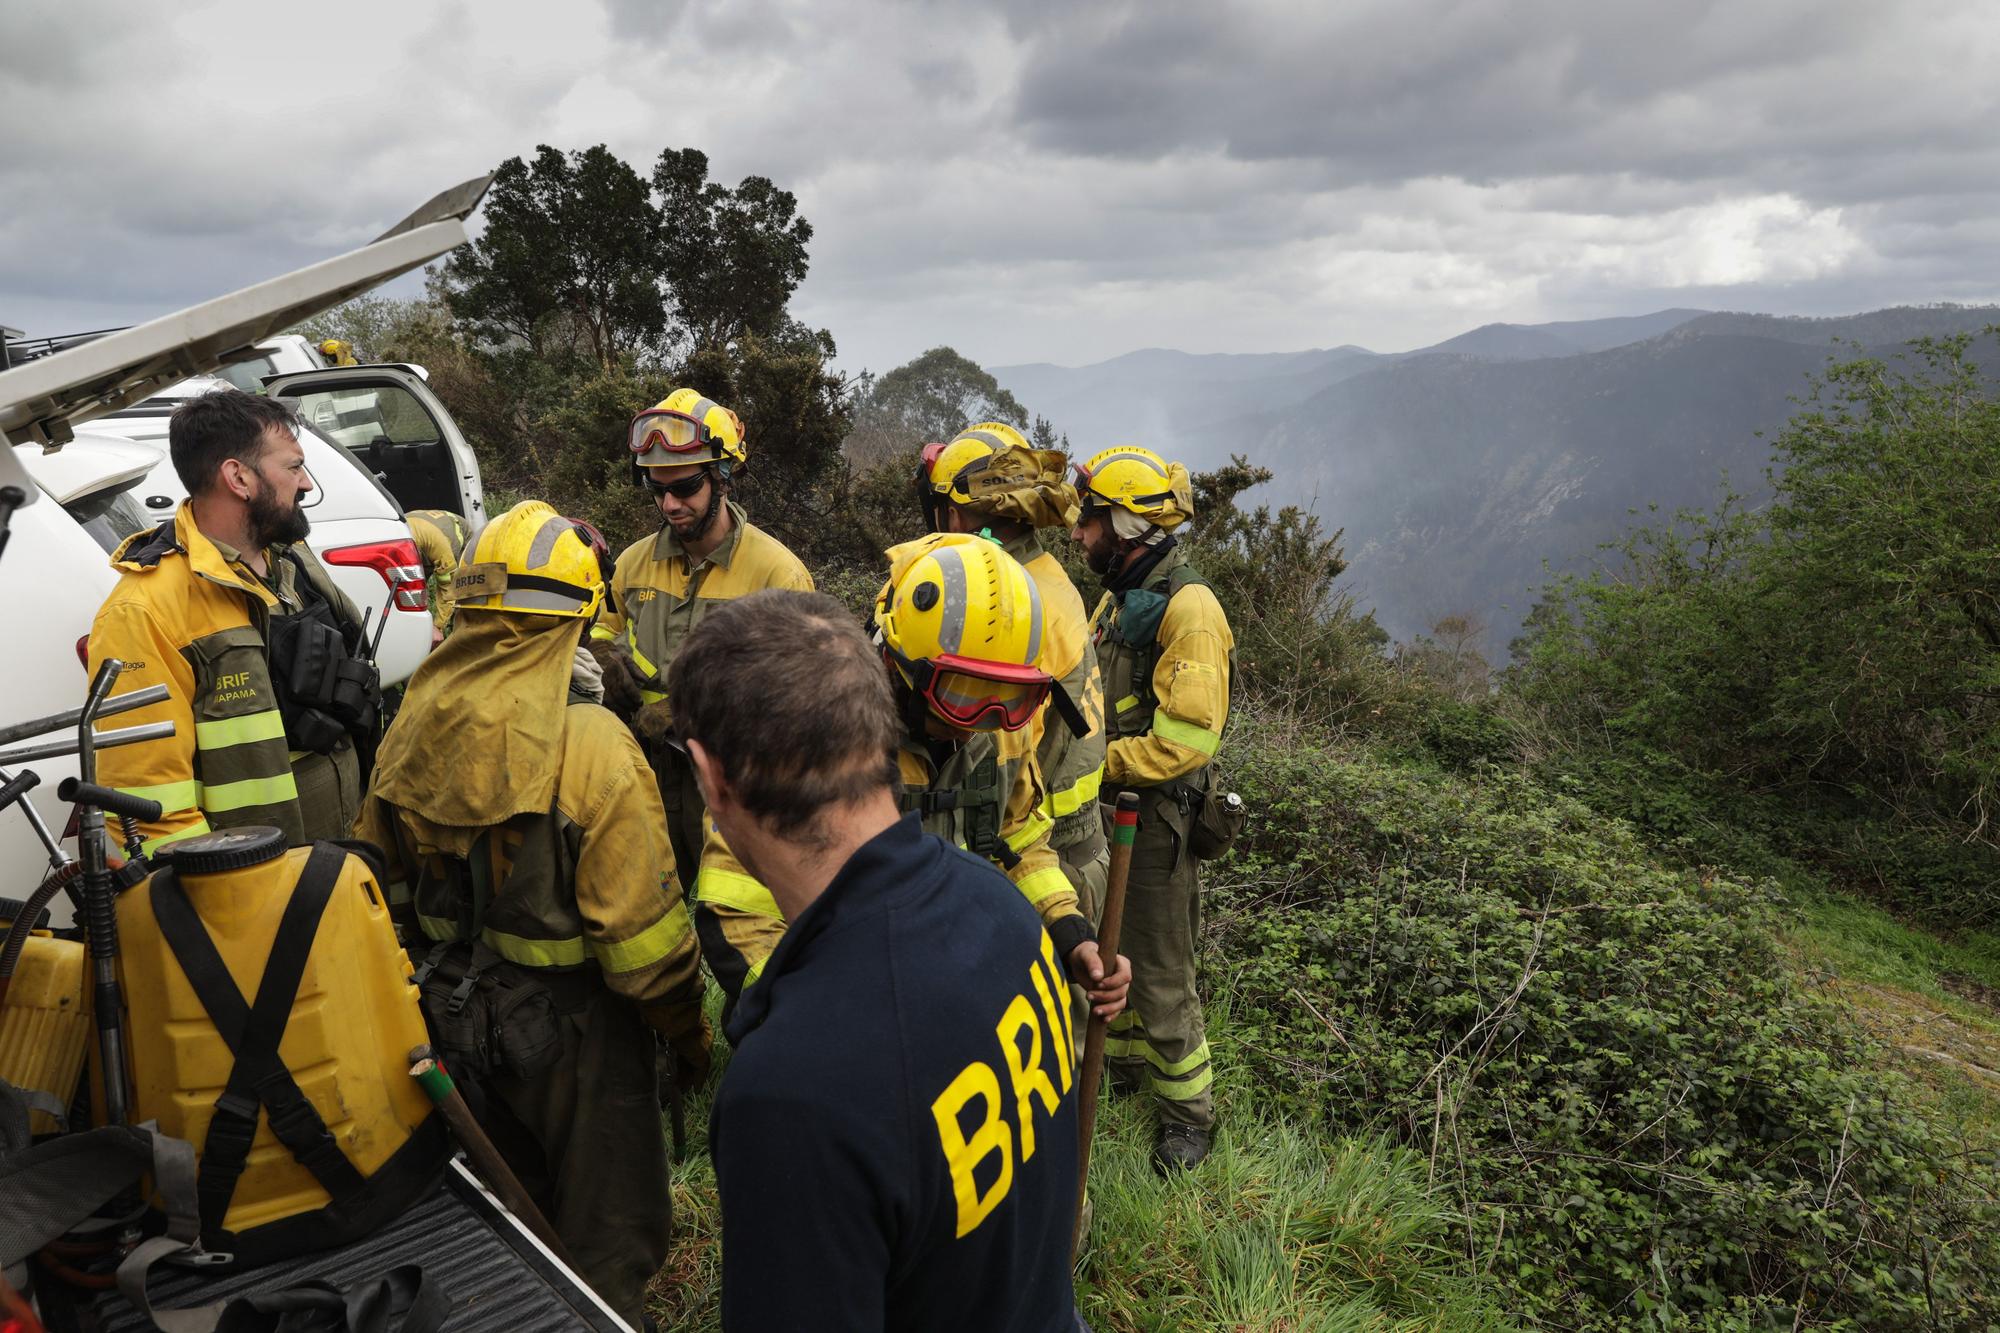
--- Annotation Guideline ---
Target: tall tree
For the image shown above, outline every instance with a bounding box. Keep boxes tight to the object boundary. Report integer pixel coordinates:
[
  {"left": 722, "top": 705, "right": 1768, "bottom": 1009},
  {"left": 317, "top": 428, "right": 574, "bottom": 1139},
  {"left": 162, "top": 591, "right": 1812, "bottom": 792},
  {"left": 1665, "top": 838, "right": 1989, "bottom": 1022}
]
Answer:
[
  {"left": 435, "top": 145, "right": 665, "bottom": 369},
  {"left": 843, "top": 346, "right": 1036, "bottom": 465},
  {"left": 654, "top": 148, "right": 813, "bottom": 353}
]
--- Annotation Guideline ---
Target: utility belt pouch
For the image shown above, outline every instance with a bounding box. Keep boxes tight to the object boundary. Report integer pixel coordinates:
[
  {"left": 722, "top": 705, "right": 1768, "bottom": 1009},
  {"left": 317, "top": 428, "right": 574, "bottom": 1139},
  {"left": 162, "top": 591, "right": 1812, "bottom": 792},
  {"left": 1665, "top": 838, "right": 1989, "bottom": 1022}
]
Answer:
[
  {"left": 416, "top": 944, "right": 563, "bottom": 1083},
  {"left": 269, "top": 591, "right": 382, "bottom": 755},
  {"left": 1186, "top": 766, "right": 1248, "bottom": 862}
]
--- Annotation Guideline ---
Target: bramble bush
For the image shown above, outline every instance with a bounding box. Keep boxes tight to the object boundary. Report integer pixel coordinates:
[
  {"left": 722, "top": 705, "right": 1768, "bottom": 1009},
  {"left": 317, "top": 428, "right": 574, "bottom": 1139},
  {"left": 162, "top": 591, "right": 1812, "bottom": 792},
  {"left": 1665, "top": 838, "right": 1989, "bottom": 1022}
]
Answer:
[{"left": 1205, "top": 719, "right": 2000, "bottom": 1329}]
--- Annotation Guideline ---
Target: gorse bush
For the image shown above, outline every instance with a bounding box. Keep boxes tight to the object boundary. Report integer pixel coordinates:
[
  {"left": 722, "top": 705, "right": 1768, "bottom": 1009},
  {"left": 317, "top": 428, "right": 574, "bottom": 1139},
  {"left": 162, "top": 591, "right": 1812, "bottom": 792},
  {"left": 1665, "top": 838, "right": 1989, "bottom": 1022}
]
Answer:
[{"left": 1207, "top": 718, "right": 2000, "bottom": 1329}]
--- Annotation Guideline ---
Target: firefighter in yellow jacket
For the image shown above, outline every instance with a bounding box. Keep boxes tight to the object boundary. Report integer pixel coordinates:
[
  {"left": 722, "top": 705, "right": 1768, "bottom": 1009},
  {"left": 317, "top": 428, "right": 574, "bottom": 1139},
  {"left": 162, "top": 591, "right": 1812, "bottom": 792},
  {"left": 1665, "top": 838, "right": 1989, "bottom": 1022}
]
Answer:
[
  {"left": 692, "top": 534, "right": 1128, "bottom": 1022},
  {"left": 89, "top": 388, "right": 373, "bottom": 854},
  {"left": 918, "top": 423, "right": 1109, "bottom": 923},
  {"left": 589, "top": 388, "right": 813, "bottom": 887},
  {"left": 1072, "top": 445, "right": 1234, "bottom": 1172},
  {"left": 354, "top": 500, "right": 708, "bottom": 1325}
]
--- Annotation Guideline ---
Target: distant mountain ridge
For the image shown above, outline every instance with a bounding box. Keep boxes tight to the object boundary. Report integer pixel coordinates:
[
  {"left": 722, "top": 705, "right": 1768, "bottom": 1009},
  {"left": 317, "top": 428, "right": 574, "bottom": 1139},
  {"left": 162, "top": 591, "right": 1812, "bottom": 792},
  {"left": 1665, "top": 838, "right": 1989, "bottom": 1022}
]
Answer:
[{"left": 991, "top": 304, "right": 2000, "bottom": 659}]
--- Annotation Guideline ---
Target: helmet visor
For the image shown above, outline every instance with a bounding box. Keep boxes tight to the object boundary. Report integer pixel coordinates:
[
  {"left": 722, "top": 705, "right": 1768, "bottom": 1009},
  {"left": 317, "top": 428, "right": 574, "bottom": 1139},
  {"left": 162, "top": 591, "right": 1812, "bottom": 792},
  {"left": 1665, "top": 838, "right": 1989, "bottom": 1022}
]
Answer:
[
  {"left": 922, "top": 653, "right": 1052, "bottom": 732},
  {"left": 629, "top": 409, "right": 712, "bottom": 457}
]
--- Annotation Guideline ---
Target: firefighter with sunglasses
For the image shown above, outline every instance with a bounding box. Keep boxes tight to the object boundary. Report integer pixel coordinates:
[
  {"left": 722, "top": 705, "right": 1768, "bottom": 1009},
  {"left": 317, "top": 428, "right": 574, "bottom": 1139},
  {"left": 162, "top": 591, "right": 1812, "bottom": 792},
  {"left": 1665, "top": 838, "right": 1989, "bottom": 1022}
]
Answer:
[
  {"left": 692, "top": 532, "right": 1129, "bottom": 1023},
  {"left": 589, "top": 389, "right": 814, "bottom": 889}
]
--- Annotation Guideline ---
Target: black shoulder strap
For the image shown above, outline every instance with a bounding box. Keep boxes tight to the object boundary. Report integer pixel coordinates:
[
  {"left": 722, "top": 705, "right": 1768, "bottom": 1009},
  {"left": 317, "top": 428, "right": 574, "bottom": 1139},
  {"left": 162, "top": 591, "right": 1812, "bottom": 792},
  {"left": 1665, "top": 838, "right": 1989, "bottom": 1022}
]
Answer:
[
  {"left": 959, "top": 750, "right": 1020, "bottom": 871},
  {"left": 1134, "top": 562, "right": 1218, "bottom": 713},
  {"left": 151, "top": 843, "right": 368, "bottom": 1239}
]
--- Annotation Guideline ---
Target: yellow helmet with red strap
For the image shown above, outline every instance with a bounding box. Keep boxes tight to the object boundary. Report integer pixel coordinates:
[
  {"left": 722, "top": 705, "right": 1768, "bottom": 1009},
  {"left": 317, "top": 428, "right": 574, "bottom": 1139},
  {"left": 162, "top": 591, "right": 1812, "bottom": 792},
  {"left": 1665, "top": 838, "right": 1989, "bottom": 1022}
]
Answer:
[{"left": 875, "top": 533, "right": 1052, "bottom": 732}]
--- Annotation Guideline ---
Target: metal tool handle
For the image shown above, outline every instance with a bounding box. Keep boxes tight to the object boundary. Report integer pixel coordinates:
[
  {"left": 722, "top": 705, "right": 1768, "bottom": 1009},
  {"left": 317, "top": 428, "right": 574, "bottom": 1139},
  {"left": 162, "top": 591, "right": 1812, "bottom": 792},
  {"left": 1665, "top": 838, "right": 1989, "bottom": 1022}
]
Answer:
[
  {"left": 0, "top": 720, "right": 177, "bottom": 767},
  {"left": 58, "top": 777, "right": 163, "bottom": 824},
  {"left": 1072, "top": 791, "right": 1140, "bottom": 1261},
  {"left": 0, "top": 768, "right": 37, "bottom": 816},
  {"left": 0, "top": 682, "right": 169, "bottom": 749}
]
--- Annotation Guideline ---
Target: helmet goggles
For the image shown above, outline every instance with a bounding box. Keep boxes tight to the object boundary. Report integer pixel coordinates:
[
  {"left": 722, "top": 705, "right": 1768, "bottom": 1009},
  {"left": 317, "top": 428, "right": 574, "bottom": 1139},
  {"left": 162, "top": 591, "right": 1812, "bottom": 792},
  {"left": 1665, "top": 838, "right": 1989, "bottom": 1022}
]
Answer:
[
  {"left": 629, "top": 408, "right": 724, "bottom": 460},
  {"left": 890, "top": 644, "right": 1051, "bottom": 732}
]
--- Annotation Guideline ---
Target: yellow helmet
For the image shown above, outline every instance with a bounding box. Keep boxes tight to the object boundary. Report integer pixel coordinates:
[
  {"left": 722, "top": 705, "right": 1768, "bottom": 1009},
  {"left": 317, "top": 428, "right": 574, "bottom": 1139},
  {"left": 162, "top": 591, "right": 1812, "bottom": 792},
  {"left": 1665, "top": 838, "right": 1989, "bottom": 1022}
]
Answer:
[
  {"left": 450, "top": 500, "right": 607, "bottom": 621},
  {"left": 1073, "top": 445, "right": 1194, "bottom": 531},
  {"left": 875, "top": 533, "right": 1054, "bottom": 731},
  {"left": 917, "top": 422, "right": 1076, "bottom": 532},
  {"left": 627, "top": 388, "right": 748, "bottom": 473},
  {"left": 317, "top": 338, "right": 357, "bottom": 367}
]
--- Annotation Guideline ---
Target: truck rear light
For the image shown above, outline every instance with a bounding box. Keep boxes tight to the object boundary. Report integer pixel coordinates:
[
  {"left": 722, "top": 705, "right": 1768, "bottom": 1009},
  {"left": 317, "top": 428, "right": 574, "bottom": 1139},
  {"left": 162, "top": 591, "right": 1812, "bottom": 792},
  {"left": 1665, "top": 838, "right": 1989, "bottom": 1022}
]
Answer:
[{"left": 323, "top": 538, "right": 428, "bottom": 612}]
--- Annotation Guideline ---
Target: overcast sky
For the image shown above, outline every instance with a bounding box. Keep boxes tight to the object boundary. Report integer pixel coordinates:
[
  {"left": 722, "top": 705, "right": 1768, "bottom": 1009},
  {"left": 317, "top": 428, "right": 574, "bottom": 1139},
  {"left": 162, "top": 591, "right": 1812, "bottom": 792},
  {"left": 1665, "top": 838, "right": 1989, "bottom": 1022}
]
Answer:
[{"left": 4, "top": 0, "right": 1998, "bottom": 374}]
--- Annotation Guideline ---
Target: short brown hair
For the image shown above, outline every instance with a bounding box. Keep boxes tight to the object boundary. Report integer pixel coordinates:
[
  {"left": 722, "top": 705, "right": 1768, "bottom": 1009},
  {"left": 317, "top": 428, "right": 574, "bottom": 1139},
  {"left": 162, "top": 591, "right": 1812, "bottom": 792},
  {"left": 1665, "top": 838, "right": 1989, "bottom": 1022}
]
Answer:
[
  {"left": 669, "top": 590, "right": 901, "bottom": 840},
  {"left": 168, "top": 388, "right": 301, "bottom": 494}
]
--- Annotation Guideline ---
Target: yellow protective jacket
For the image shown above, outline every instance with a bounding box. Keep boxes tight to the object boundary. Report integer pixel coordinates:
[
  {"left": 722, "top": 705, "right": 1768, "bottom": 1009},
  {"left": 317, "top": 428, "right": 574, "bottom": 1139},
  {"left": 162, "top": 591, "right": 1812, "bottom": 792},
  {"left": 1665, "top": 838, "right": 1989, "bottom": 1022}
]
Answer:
[
  {"left": 1093, "top": 544, "right": 1234, "bottom": 788},
  {"left": 88, "top": 504, "right": 362, "bottom": 854},
  {"left": 693, "top": 725, "right": 1090, "bottom": 1006},
  {"left": 591, "top": 501, "right": 813, "bottom": 716},
  {"left": 404, "top": 509, "right": 470, "bottom": 632},
  {"left": 353, "top": 613, "right": 703, "bottom": 1037},
  {"left": 1002, "top": 531, "right": 1106, "bottom": 849}
]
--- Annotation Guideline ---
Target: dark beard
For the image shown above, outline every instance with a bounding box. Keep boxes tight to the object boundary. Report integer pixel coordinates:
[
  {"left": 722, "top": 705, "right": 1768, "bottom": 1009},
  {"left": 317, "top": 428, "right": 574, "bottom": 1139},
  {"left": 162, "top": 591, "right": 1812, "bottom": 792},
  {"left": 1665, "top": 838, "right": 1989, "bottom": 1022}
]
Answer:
[
  {"left": 249, "top": 484, "right": 311, "bottom": 547},
  {"left": 1084, "top": 541, "right": 1115, "bottom": 576}
]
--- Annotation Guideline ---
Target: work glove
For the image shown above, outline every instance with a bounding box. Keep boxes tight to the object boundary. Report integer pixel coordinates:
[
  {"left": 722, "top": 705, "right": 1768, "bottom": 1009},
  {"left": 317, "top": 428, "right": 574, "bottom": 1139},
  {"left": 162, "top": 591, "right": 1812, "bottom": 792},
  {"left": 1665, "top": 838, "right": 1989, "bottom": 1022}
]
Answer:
[
  {"left": 583, "top": 638, "right": 649, "bottom": 722},
  {"left": 647, "top": 1004, "right": 714, "bottom": 1091}
]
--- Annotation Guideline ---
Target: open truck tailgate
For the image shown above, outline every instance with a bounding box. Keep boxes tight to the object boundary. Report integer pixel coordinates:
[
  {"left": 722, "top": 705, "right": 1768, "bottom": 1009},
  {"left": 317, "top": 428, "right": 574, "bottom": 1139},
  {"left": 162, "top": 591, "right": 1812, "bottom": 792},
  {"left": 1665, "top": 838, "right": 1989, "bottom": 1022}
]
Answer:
[{"left": 56, "top": 1161, "right": 633, "bottom": 1332}]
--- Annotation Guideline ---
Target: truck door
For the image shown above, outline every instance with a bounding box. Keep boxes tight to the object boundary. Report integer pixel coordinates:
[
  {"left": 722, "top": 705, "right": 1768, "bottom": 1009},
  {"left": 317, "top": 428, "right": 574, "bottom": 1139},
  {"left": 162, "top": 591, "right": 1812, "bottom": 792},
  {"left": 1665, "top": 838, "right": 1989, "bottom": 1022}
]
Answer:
[{"left": 263, "top": 366, "right": 486, "bottom": 523}]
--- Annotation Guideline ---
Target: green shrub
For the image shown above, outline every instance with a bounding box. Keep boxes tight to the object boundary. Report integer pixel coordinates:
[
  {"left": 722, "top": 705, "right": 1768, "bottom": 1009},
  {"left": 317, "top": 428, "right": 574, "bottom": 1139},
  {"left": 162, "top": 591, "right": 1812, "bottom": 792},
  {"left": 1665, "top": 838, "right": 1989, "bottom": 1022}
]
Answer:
[
  {"left": 1209, "top": 719, "right": 2000, "bottom": 1329},
  {"left": 1506, "top": 334, "right": 2000, "bottom": 928},
  {"left": 1415, "top": 698, "right": 1521, "bottom": 771}
]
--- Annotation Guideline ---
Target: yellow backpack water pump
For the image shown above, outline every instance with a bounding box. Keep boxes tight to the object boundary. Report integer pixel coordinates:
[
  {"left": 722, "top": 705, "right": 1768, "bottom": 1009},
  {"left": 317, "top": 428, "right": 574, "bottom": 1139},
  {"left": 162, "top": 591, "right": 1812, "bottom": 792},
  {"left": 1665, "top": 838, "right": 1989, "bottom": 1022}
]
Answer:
[{"left": 114, "top": 827, "right": 446, "bottom": 1264}]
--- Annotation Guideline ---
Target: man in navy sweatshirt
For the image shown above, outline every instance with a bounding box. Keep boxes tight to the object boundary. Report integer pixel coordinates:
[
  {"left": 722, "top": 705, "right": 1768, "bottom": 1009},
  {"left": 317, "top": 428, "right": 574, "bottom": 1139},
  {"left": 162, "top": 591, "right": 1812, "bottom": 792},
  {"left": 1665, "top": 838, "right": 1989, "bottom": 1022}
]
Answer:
[{"left": 668, "top": 589, "right": 1130, "bottom": 1331}]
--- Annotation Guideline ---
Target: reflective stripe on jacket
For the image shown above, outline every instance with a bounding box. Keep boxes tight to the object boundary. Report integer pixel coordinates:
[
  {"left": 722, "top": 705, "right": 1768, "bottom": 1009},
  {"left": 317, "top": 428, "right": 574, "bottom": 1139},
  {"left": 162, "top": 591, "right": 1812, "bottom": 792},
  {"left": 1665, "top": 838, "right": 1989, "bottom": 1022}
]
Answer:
[
  {"left": 354, "top": 703, "right": 703, "bottom": 1029},
  {"left": 692, "top": 725, "right": 1088, "bottom": 1001},
  {"left": 591, "top": 501, "right": 812, "bottom": 714},
  {"left": 1094, "top": 547, "right": 1235, "bottom": 788},
  {"left": 89, "top": 504, "right": 359, "bottom": 853}
]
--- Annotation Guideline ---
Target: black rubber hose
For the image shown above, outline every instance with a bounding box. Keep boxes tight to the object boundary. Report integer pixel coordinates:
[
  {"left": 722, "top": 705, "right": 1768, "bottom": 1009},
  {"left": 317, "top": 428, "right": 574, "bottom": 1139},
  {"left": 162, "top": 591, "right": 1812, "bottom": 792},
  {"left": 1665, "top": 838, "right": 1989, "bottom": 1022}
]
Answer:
[{"left": 0, "top": 861, "right": 83, "bottom": 1008}]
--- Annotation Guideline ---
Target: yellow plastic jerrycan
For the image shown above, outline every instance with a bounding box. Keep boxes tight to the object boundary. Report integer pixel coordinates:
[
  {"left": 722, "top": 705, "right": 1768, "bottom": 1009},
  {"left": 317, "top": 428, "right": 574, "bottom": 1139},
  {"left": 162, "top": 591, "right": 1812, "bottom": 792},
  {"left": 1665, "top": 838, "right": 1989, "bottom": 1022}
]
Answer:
[
  {"left": 116, "top": 827, "right": 445, "bottom": 1261},
  {"left": 0, "top": 910, "right": 89, "bottom": 1134}
]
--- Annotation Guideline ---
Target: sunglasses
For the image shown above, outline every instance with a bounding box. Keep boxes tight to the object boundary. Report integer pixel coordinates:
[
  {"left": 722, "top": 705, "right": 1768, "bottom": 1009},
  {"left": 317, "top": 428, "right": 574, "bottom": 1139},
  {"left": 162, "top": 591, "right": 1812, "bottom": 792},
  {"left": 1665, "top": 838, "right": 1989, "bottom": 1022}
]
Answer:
[{"left": 643, "top": 470, "right": 712, "bottom": 500}]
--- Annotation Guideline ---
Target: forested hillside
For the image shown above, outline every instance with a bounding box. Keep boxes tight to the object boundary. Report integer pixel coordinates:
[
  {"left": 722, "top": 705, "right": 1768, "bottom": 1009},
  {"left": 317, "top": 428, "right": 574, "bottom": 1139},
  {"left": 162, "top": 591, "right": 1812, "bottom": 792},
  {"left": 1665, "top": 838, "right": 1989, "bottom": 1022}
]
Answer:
[
  {"left": 994, "top": 305, "right": 2000, "bottom": 657},
  {"left": 302, "top": 142, "right": 2000, "bottom": 1330}
]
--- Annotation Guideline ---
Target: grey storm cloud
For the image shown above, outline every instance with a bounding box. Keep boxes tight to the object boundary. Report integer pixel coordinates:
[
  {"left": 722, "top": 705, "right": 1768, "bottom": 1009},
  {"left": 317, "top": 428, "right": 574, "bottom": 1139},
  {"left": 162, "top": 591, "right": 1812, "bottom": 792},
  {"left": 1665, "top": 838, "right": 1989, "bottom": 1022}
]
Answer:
[
  {"left": 3, "top": 0, "right": 1999, "bottom": 372},
  {"left": 1006, "top": 2, "right": 2000, "bottom": 201}
]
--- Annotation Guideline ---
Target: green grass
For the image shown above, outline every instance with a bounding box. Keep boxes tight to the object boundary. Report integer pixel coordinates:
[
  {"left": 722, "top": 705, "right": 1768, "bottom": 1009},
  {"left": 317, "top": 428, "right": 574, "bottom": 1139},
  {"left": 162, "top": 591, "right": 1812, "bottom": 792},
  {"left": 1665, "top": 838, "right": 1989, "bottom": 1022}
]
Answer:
[
  {"left": 1790, "top": 890, "right": 2000, "bottom": 1004},
  {"left": 647, "top": 987, "right": 1507, "bottom": 1332},
  {"left": 1080, "top": 1092, "right": 1509, "bottom": 1332},
  {"left": 1786, "top": 889, "right": 2000, "bottom": 1151}
]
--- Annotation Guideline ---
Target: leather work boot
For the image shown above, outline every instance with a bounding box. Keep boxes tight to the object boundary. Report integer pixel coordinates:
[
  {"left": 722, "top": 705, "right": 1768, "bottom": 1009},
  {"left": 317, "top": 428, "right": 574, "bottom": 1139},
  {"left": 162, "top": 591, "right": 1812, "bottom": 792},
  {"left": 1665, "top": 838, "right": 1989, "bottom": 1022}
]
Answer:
[{"left": 1152, "top": 1123, "right": 1211, "bottom": 1174}]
